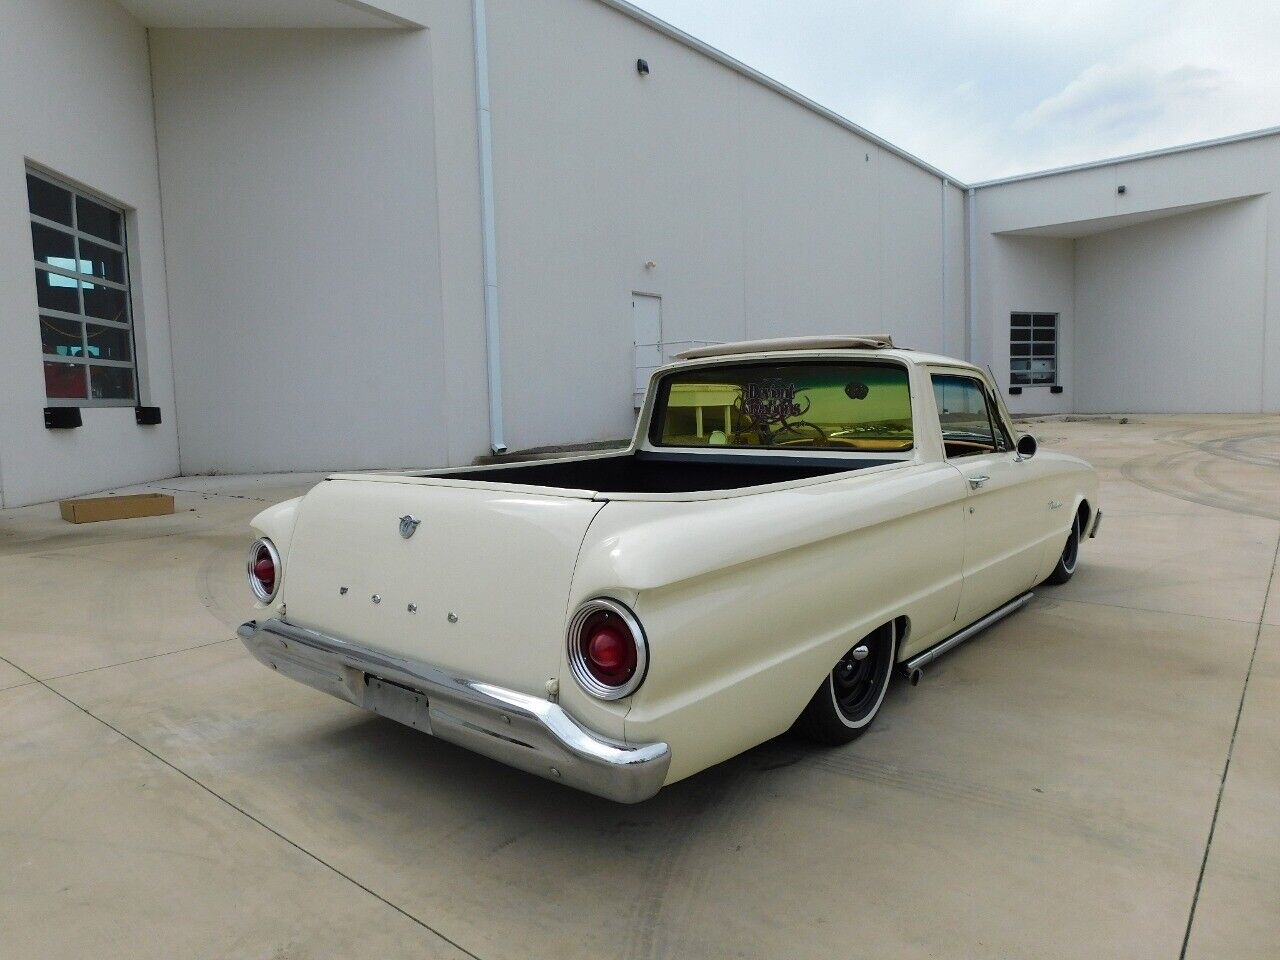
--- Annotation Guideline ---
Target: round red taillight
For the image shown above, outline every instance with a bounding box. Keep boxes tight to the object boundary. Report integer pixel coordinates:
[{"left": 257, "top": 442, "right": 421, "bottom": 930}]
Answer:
[
  {"left": 582, "top": 612, "right": 637, "bottom": 686},
  {"left": 247, "top": 538, "right": 281, "bottom": 603},
  {"left": 568, "top": 599, "right": 647, "bottom": 700}
]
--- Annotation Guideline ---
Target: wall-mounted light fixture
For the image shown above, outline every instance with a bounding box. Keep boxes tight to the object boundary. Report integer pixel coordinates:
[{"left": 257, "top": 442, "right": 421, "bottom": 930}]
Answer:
[
  {"left": 636, "top": 59, "right": 650, "bottom": 76},
  {"left": 1117, "top": 184, "right": 1127, "bottom": 195},
  {"left": 44, "top": 407, "right": 82, "bottom": 429}
]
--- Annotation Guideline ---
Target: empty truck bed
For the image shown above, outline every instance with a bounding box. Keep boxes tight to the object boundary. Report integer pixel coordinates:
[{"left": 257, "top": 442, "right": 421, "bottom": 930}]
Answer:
[{"left": 429, "top": 452, "right": 898, "bottom": 495}]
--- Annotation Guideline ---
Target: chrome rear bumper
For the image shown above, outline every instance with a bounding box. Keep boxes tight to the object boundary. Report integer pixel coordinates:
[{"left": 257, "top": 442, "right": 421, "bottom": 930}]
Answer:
[{"left": 238, "top": 618, "right": 671, "bottom": 803}]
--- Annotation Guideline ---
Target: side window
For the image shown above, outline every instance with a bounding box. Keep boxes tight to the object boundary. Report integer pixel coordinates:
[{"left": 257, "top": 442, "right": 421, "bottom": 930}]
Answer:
[{"left": 931, "top": 374, "right": 1005, "bottom": 459}]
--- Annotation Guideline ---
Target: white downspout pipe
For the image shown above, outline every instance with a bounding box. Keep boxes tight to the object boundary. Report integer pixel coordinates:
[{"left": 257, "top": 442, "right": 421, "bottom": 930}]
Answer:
[
  {"left": 940, "top": 179, "right": 949, "bottom": 342},
  {"left": 965, "top": 187, "right": 977, "bottom": 364},
  {"left": 472, "top": 0, "right": 507, "bottom": 454}
]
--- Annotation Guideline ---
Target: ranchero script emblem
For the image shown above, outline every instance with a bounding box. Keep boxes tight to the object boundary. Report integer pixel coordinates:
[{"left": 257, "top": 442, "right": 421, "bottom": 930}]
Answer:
[{"left": 398, "top": 514, "right": 421, "bottom": 539}]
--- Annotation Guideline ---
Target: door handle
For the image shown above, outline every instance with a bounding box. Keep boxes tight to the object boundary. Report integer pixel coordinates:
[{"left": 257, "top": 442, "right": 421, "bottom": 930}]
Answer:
[{"left": 968, "top": 475, "right": 990, "bottom": 490}]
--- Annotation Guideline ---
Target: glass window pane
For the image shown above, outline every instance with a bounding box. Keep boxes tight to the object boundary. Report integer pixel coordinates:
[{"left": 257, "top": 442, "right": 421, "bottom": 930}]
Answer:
[
  {"left": 1011, "top": 343, "right": 1031, "bottom": 357},
  {"left": 27, "top": 174, "right": 73, "bottom": 225},
  {"left": 29, "top": 171, "right": 135, "bottom": 408},
  {"left": 1033, "top": 328, "right": 1056, "bottom": 342},
  {"left": 82, "top": 281, "right": 128, "bottom": 323},
  {"left": 653, "top": 361, "right": 914, "bottom": 451},
  {"left": 78, "top": 239, "right": 126, "bottom": 283},
  {"left": 31, "top": 222, "right": 76, "bottom": 267},
  {"left": 90, "top": 364, "right": 134, "bottom": 400},
  {"left": 1032, "top": 342, "right": 1056, "bottom": 356},
  {"left": 45, "top": 361, "right": 87, "bottom": 399},
  {"left": 35, "top": 268, "right": 80, "bottom": 313},
  {"left": 76, "top": 195, "right": 123, "bottom": 244},
  {"left": 1034, "top": 313, "right": 1056, "bottom": 326},
  {"left": 1010, "top": 372, "right": 1030, "bottom": 385},
  {"left": 41, "top": 316, "right": 84, "bottom": 357},
  {"left": 1010, "top": 313, "right": 1031, "bottom": 326},
  {"left": 85, "top": 324, "right": 132, "bottom": 362},
  {"left": 932, "top": 374, "right": 996, "bottom": 457},
  {"left": 1011, "top": 329, "right": 1031, "bottom": 343}
]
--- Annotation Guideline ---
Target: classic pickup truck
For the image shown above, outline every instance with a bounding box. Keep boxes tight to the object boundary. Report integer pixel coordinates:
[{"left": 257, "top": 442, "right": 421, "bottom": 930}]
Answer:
[{"left": 239, "top": 335, "right": 1099, "bottom": 802}]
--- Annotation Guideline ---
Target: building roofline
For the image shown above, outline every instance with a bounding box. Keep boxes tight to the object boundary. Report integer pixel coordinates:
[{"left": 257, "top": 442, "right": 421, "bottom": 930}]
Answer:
[
  {"left": 596, "top": 1, "right": 1280, "bottom": 192},
  {"left": 595, "top": 0, "right": 964, "bottom": 186},
  {"left": 969, "top": 124, "right": 1280, "bottom": 189}
]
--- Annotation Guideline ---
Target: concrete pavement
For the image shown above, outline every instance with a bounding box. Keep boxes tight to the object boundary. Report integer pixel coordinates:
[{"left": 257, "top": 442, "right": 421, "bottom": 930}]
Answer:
[{"left": 1, "top": 417, "right": 1277, "bottom": 959}]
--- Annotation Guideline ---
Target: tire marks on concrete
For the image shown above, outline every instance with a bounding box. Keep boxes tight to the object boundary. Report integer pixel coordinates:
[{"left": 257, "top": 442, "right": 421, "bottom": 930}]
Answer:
[
  {"left": 618, "top": 761, "right": 753, "bottom": 960},
  {"left": 1121, "top": 422, "right": 1280, "bottom": 521}
]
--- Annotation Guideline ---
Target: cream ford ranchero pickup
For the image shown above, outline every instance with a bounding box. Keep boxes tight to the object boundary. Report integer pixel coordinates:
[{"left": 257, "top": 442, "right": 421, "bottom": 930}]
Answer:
[{"left": 239, "top": 336, "right": 1100, "bottom": 803}]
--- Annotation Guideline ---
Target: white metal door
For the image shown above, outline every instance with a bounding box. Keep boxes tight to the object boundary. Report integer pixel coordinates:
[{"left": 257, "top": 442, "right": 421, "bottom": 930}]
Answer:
[
  {"left": 931, "top": 372, "right": 1048, "bottom": 625},
  {"left": 632, "top": 294, "right": 662, "bottom": 407}
]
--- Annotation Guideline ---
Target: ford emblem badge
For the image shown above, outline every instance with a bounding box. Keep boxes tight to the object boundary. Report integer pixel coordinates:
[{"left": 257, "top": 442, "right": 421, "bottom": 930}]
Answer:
[{"left": 399, "top": 514, "right": 421, "bottom": 539}]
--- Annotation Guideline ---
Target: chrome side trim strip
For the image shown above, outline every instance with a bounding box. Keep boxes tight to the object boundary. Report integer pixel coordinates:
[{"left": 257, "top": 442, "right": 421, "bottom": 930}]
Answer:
[
  {"left": 238, "top": 618, "right": 670, "bottom": 803},
  {"left": 904, "top": 592, "right": 1035, "bottom": 676}
]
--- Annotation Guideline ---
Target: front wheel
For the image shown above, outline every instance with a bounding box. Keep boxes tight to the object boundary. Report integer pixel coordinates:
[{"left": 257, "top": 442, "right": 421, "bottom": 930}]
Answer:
[
  {"left": 795, "top": 624, "right": 896, "bottom": 745},
  {"left": 1044, "top": 511, "right": 1082, "bottom": 585}
]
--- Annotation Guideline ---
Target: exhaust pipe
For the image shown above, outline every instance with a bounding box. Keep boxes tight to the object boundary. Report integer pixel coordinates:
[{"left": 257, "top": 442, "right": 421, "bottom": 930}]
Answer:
[{"left": 901, "top": 592, "right": 1034, "bottom": 683}]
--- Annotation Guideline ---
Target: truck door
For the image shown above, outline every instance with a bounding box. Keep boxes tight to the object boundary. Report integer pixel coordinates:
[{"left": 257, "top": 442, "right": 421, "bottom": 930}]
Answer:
[{"left": 931, "top": 373, "right": 1045, "bottom": 626}]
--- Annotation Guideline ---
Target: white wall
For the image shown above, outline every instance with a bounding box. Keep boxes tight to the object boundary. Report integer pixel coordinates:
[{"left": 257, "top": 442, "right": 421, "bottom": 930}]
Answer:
[
  {"left": 985, "top": 236, "right": 1074, "bottom": 415},
  {"left": 0, "top": 0, "right": 179, "bottom": 508},
  {"left": 486, "top": 0, "right": 967, "bottom": 450},
  {"left": 974, "top": 132, "right": 1280, "bottom": 414},
  {"left": 1074, "top": 199, "right": 1267, "bottom": 413},
  {"left": 144, "top": 0, "right": 968, "bottom": 473},
  {"left": 150, "top": 26, "right": 475, "bottom": 474},
  {"left": 149, "top": 29, "right": 460, "bottom": 478}
]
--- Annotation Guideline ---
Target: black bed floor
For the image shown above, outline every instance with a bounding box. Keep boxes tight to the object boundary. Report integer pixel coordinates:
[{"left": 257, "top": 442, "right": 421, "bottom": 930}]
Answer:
[{"left": 438, "top": 452, "right": 891, "bottom": 493}]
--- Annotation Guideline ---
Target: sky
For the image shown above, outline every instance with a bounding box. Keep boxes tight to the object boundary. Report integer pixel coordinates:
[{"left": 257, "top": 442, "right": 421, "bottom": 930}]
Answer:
[{"left": 630, "top": 0, "right": 1280, "bottom": 182}]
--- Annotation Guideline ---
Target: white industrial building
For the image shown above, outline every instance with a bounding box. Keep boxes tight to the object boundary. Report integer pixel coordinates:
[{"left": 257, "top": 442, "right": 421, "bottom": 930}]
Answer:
[{"left": 2, "top": 0, "right": 1278, "bottom": 509}]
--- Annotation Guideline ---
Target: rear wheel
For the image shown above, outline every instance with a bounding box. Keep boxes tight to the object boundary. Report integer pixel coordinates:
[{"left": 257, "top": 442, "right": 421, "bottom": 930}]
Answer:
[
  {"left": 795, "top": 624, "right": 896, "bottom": 745},
  {"left": 1044, "top": 510, "right": 1082, "bottom": 585}
]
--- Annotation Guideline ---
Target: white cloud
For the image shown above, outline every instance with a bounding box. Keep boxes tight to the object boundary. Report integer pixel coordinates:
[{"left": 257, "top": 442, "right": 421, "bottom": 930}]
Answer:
[
  {"left": 1018, "top": 63, "right": 1222, "bottom": 134},
  {"left": 631, "top": 0, "right": 1280, "bottom": 181}
]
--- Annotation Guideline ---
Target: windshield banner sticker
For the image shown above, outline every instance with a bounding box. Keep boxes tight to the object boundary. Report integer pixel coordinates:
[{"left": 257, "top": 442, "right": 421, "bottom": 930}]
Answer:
[{"left": 744, "top": 380, "right": 803, "bottom": 425}]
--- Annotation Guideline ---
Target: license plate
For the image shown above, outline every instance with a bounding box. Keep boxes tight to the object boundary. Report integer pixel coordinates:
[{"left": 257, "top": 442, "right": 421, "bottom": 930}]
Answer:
[{"left": 364, "top": 676, "right": 431, "bottom": 732}]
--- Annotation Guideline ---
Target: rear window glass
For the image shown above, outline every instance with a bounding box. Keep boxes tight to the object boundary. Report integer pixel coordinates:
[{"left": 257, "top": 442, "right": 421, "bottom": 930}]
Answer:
[{"left": 650, "top": 361, "right": 913, "bottom": 452}]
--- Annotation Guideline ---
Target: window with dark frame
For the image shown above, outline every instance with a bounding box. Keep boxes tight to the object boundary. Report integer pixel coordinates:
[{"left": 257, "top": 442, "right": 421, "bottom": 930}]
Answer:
[
  {"left": 27, "top": 168, "right": 137, "bottom": 406},
  {"left": 1010, "top": 312, "right": 1057, "bottom": 386}
]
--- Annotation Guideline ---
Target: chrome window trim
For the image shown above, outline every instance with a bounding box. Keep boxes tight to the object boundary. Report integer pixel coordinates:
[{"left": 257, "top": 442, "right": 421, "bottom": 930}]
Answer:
[{"left": 567, "top": 597, "right": 649, "bottom": 701}]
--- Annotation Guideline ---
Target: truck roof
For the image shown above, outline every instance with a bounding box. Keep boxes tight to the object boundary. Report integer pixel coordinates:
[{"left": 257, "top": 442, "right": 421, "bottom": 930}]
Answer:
[
  {"left": 671, "top": 336, "right": 976, "bottom": 371},
  {"left": 674, "top": 335, "right": 896, "bottom": 359}
]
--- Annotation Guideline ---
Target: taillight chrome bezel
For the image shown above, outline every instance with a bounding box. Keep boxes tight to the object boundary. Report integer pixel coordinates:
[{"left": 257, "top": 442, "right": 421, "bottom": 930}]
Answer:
[
  {"left": 247, "top": 538, "right": 282, "bottom": 604},
  {"left": 567, "top": 597, "right": 648, "bottom": 701}
]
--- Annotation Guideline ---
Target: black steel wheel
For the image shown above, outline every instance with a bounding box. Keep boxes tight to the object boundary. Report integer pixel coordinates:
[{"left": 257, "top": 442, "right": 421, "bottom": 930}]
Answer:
[
  {"left": 1044, "top": 510, "right": 1082, "bottom": 585},
  {"left": 795, "top": 623, "right": 896, "bottom": 745}
]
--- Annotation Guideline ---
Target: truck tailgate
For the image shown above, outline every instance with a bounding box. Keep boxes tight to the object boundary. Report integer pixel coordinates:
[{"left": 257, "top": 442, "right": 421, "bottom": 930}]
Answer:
[{"left": 281, "top": 478, "right": 604, "bottom": 697}]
